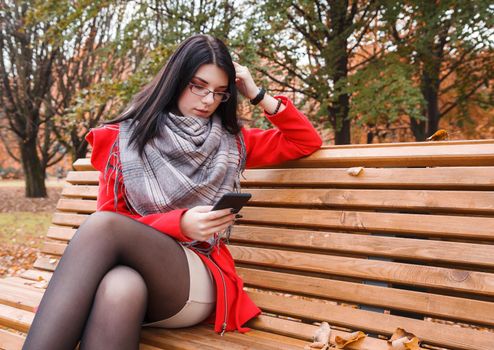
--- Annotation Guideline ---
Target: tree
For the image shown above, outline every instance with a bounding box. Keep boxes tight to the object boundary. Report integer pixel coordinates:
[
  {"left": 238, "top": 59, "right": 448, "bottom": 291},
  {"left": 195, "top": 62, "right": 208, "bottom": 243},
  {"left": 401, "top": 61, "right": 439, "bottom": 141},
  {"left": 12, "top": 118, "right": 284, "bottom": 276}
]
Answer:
[
  {"left": 243, "top": 0, "right": 381, "bottom": 144},
  {"left": 0, "top": 0, "right": 61, "bottom": 197},
  {"left": 383, "top": 0, "right": 494, "bottom": 140}
]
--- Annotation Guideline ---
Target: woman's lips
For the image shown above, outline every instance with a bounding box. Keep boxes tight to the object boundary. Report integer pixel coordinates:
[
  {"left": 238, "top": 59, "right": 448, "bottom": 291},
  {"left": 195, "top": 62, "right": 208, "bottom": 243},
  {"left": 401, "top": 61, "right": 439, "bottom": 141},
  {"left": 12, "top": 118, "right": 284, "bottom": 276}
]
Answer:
[{"left": 194, "top": 108, "right": 209, "bottom": 115}]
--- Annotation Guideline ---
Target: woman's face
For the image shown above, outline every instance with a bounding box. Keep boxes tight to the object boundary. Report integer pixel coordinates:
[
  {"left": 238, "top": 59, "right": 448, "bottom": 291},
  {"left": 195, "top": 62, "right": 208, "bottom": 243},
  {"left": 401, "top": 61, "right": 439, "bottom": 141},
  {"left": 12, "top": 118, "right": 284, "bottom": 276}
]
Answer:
[{"left": 177, "top": 64, "right": 229, "bottom": 119}]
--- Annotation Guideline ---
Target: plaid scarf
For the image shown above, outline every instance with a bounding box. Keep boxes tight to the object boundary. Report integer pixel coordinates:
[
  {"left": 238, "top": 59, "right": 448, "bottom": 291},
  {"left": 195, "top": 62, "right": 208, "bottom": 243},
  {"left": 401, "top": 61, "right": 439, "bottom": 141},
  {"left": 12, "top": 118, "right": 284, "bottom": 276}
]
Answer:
[{"left": 116, "top": 111, "right": 246, "bottom": 217}]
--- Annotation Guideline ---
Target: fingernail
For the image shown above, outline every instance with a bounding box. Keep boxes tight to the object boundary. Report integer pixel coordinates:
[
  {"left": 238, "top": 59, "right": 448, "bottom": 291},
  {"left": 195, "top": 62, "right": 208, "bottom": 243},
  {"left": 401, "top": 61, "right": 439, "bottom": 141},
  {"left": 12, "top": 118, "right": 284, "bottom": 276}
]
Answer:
[{"left": 235, "top": 214, "right": 243, "bottom": 219}]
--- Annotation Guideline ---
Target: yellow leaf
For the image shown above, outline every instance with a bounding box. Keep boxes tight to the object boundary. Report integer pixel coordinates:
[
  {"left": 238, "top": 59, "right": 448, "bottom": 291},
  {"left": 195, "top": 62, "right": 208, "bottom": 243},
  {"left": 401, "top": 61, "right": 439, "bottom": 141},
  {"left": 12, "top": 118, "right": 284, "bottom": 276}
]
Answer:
[
  {"left": 426, "top": 129, "right": 448, "bottom": 141},
  {"left": 334, "top": 331, "right": 366, "bottom": 348}
]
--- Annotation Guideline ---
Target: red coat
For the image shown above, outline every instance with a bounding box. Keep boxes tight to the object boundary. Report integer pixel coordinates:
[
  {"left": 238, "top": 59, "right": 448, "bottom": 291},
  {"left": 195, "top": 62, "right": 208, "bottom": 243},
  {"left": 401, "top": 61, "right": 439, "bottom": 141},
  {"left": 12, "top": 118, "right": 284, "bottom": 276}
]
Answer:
[{"left": 85, "top": 96, "right": 322, "bottom": 334}]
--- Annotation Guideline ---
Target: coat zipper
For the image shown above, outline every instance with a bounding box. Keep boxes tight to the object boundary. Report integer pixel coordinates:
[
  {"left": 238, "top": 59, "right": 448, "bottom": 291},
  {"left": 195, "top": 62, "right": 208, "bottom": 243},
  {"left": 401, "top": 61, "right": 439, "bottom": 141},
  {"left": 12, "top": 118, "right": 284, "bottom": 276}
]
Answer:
[{"left": 207, "top": 256, "right": 228, "bottom": 336}]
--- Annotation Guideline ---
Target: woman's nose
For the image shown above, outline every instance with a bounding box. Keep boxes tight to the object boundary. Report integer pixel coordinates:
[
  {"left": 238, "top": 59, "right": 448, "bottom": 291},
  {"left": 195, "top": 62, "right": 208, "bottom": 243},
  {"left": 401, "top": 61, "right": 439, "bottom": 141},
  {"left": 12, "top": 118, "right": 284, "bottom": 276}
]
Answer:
[{"left": 201, "top": 92, "right": 215, "bottom": 104}]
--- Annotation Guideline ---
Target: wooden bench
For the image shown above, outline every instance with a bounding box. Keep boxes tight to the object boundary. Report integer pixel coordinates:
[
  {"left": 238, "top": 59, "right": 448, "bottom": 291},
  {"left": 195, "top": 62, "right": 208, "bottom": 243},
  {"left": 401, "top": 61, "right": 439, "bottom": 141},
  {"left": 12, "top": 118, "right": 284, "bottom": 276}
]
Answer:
[{"left": 1, "top": 139, "right": 494, "bottom": 350}]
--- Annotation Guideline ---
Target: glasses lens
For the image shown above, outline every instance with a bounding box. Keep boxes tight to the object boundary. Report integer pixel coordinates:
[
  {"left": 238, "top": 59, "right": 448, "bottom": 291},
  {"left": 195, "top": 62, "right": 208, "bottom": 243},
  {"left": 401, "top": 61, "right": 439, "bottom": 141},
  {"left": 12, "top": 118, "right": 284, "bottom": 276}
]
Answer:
[
  {"left": 190, "top": 84, "right": 208, "bottom": 96},
  {"left": 217, "top": 92, "right": 230, "bottom": 102}
]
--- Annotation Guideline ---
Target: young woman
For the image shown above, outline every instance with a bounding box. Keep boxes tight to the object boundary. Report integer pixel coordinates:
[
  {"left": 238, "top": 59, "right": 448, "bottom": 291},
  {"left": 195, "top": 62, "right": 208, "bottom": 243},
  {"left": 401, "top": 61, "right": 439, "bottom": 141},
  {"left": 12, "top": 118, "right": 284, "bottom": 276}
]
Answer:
[{"left": 23, "top": 34, "right": 322, "bottom": 350}]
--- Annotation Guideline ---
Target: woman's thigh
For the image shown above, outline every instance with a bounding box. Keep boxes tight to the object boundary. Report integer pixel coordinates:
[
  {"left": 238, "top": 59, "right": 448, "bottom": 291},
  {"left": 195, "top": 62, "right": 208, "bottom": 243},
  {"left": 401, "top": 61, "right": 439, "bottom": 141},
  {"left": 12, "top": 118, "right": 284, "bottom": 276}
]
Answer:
[{"left": 75, "top": 211, "right": 191, "bottom": 322}]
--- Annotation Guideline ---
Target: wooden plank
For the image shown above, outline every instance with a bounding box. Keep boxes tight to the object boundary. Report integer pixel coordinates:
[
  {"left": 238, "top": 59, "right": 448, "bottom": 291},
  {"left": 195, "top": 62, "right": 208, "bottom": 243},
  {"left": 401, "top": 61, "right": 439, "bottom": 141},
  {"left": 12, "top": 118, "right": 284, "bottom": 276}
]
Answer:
[
  {"left": 61, "top": 185, "right": 98, "bottom": 199},
  {"left": 19, "top": 269, "right": 52, "bottom": 283},
  {"left": 0, "top": 281, "right": 42, "bottom": 312},
  {"left": 230, "top": 245, "right": 494, "bottom": 297},
  {"left": 46, "top": 226, "right": 75, "bottom": 241},
  {"left": 77, "top": 140, "right": 494, "bottom": 170},
  {"left": 33, "top": 256, "right": 59, "bottom": 272},
  {"left": 237, "top": 267, "right": 494, "bottom": 327},
  {"left": 248, "top": 290, "right": 494, "bottom": 350},
  {"left": 56, "top": 199, "right": 97, "bottom": 213},
  {"left": 142, "top": 326, "right": 294, "bottom": 350},
  {"left": 0, "top": 329, "right": 25, "bottom": 350},
  {"left": 0, "top": 304, "right": 33, "bottom": 333},
  {"left": 41, "top": 241, "right": 67, "bottom": 256},
  {"left": 231, "top": 226, "right": 494, "bottom": 268},
  {"left": 239, "top": 207, "right": 494, "bottom": 241},
  {"left": 246, "top": 188, "right": 494, "bottom": 214},
  {"left": 247, "top": 315, "right": 427, "bottom": 350},
  {"left": 66, "top": 171, "right": 99, "bottom": 185},
  {"left": 51, "top": 212, "right": 87, "bottom": 227},
  {"left": 279, "top": 141, "right": 494, "bottom": 168},
  {"left": 242, "top": 167, "right": 494, "bottom": 189}
]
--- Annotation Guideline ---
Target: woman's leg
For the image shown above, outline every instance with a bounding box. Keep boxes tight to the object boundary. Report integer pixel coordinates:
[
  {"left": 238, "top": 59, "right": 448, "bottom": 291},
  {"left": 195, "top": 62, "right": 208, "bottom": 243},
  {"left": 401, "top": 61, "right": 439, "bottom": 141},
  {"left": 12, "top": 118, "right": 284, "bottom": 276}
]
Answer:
[
  {"left": 79, "top": 265, "right": 147, "bottom": 350},
  {"left": 23, "top": 211, "right": 191, "bottom": 350}
]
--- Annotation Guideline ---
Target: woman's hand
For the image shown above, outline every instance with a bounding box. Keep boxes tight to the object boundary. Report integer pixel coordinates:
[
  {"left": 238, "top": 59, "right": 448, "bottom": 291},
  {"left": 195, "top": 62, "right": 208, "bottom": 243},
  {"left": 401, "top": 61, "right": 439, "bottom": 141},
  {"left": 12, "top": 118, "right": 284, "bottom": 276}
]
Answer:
[
  {"left": 233, "top": 61, "right": 287, "bottom": 115},
  {"left": 233, "top": 61, "right": 259, "bottom": 100},
  {"left": 180, "top": 206, "right": 236, "bottom": 241}
]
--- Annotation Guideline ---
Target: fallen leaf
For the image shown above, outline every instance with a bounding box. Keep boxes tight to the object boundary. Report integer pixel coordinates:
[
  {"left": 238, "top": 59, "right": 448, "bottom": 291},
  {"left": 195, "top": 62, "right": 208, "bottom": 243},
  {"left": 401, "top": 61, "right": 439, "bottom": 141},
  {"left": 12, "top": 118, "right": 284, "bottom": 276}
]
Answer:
[
  {"left": 389, "top": 336, "right": 420, "bottom": 350},
  {"left": 426, "top": 129, "right": 448, "bottom": 141},
  {"left": 334, "top": 331, "right": 366, "bottom": 348},
  {"left": 305, "top": 322, "right": 331, "bottom": 350},
  {"left": 347, "top": 167, "right": 364, "bottom": 176}
]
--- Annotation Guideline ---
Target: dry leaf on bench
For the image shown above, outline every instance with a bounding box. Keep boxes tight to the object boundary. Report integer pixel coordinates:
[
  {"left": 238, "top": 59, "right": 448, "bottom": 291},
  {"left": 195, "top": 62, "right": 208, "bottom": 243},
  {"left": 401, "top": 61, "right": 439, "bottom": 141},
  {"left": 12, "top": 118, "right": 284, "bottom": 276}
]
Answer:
[
  {"left": 334, "top": 330, "right": 366, "bottom": 348},
  {"left": 347, "top": 167, "right": 364, "bottom": 176},
  {"left": 305, "top": 322, "right": 331, "bottom": 350},
  {"left": 387, "top": 328, "right": 420, "bottom": 350},
  {"left": 389, "top": 336, "right": 420, "bottom": 350}
]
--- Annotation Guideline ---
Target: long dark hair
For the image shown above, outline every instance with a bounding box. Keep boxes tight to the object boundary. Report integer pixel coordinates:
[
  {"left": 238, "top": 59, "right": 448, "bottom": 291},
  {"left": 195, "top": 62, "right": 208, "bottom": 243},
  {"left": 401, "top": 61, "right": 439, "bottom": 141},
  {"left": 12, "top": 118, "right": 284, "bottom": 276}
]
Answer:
[{"left": 106, "top": 34, "right": 240, "bottom": 155}]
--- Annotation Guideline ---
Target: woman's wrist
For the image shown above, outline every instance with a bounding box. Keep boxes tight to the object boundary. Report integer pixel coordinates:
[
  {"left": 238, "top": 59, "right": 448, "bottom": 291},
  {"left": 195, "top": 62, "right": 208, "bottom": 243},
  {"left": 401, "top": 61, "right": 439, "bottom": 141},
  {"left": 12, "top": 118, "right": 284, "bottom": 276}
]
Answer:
[{"left": 259, "top": 93, "right": 286, "bottom": 115}]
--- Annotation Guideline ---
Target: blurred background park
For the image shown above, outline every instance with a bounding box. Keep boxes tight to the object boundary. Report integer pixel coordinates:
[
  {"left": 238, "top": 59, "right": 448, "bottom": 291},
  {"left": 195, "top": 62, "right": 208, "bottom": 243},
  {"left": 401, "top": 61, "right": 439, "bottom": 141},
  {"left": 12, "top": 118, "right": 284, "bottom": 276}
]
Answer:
[{"left": 0, "top": 1, "right": 493, "bottom": 275}]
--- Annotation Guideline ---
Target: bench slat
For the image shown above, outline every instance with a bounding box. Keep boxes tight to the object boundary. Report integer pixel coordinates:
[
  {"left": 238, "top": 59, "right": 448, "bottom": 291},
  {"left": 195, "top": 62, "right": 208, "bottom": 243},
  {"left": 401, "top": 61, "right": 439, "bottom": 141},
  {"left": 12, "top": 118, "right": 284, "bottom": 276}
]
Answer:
[
  {"left": 0, "top": 329, "right": 25, "bottom": 350},
  {"left": 247, "top": 314, "right": 427, "bottom": 350},
  {"left": 0, "top": 280, "right": 42, "bottom": 312},
  {"left": 51, "top": 208, "right": 494, "bottom": 242},
  {"left": 61, "top": 185, "right": 98, "bottom": 199},
  {"left": 56, "top": 198, "right": 96, "bottom": 213},
  {"left": 232, "top": 226, "right": 494, "bottom": 268},
  {"left": 230, "top": 245, "right": 494, "bottom": 297},
  {"left": 142, "top": 326, "right": 304, "bottom": 350},
  {"left": 65, "top": 166, "right": 494, "bottom": 189},
  {"left": 56, "top": 189, "right": 494, "bottom": 215},
  {"left": 246, "top": 188, "right": 494, "bottom": 214},
  {"left": 242, "top": 167, "right": 494, "bottom": 189},
  {"left": 238, "top": 267, "right": 494, "bottom": 327},
  {"left": 0, "top": 304, "right": 33, "bottom": 333},
  {"left": 287, "top": 141, "right": 494, "bottom": 168},
  {"left": 248, "top": 290, "right": 494, "bottom": 350},
  {"left": 46, "top": 226, "right": 76, "bottom": 241},
  {"left": 239, "top": 207, "right": 494, "bottom": 241}
]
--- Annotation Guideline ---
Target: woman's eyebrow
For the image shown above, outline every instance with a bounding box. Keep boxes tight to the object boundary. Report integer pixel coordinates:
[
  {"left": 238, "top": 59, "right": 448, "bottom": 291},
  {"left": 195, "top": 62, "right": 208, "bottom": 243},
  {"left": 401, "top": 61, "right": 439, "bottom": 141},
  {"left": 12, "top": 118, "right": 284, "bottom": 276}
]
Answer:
[{"left": 192, "top": 76, "right": 228, "bottom": 89}]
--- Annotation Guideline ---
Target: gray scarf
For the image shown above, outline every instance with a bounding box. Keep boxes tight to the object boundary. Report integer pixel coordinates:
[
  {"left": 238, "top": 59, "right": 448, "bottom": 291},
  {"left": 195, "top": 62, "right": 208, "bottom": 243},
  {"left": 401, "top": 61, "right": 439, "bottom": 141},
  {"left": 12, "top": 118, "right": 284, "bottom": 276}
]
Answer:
[{"left": 117, "top": 111, "right": 246, "bottom": 217}]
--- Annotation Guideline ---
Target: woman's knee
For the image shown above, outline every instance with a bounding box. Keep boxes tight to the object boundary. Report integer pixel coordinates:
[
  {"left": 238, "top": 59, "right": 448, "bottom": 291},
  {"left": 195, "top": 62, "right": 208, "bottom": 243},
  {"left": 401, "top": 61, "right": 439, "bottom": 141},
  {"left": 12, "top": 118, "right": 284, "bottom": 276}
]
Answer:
[
  {"left": 95, "top": 265, "right": 148, "bottom": 309},
  {"left": 73, "top": 211, "right": 126, "bottom": 242}
]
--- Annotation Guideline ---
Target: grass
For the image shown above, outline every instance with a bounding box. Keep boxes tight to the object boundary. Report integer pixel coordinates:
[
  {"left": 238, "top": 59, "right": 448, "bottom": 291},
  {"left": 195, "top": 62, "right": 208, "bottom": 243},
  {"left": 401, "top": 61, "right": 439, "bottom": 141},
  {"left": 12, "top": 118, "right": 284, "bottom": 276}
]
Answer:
[{"left": 0, "top": 212, "right": 52, "bottom": 248}]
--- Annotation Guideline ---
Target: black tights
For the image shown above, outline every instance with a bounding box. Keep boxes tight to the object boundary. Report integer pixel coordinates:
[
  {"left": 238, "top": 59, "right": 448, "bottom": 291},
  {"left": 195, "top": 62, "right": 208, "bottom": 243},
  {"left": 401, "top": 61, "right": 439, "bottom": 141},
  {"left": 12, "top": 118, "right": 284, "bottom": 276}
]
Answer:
[{"left": 23, "top": 211, "right": 190, "bottom": 350}]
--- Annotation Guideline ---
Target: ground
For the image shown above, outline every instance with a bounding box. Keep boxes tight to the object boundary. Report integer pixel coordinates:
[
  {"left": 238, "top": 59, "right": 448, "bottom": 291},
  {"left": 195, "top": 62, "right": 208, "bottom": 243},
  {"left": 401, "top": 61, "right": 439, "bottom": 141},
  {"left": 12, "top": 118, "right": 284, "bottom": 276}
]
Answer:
[{"left": 0, "top": 180, "right": 62, "bottom": 277}]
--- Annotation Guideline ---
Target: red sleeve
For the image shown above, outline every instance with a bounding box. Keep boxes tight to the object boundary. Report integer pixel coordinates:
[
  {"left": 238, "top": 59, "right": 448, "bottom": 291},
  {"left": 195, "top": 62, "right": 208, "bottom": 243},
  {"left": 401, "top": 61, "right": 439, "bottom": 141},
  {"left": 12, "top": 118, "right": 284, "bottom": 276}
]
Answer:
[
  {"left": 85, "top": 126, "right": 193, "bottom": 243},
  {"left": 241, "top": 96, "right": 323, "bottom": 168}
]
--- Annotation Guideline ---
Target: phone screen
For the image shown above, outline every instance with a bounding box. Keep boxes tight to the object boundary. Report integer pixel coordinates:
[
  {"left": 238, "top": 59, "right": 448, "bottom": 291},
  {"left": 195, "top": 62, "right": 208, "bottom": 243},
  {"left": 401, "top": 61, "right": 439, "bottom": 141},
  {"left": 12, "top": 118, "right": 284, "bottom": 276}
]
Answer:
[{"left": 212, "top": 192, "right": 252, "bottom": 213}]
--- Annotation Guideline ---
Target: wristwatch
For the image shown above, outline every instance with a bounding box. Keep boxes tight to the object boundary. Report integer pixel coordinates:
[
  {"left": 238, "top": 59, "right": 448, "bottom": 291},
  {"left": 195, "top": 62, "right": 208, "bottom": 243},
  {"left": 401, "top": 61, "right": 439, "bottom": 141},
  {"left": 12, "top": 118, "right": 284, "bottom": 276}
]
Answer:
[{"left": 249, "top": 87, "right": 266, "bottom": 105}]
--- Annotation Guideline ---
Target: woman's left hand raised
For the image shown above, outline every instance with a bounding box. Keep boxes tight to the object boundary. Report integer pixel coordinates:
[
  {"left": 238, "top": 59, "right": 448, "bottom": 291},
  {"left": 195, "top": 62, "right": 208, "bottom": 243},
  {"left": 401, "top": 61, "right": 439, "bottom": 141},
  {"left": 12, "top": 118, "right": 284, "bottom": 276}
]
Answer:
[{"left": 233, "top": 62, "right": 259, "bottom": 100}]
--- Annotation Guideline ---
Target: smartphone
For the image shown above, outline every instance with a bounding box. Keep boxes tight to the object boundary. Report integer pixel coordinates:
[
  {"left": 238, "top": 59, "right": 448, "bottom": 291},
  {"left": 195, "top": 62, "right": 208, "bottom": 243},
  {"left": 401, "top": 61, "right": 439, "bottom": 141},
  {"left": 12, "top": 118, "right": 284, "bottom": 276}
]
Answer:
[{"left": 212, "top": 192, "right": 252, "bottom": 213}]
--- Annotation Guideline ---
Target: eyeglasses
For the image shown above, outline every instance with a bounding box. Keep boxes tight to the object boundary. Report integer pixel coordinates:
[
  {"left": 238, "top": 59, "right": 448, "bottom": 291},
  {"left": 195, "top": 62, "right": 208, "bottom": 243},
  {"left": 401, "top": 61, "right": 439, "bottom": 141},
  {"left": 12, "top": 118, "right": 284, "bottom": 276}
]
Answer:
[{"left": 188, "top": 83, "right": 231, "bottom": 102}]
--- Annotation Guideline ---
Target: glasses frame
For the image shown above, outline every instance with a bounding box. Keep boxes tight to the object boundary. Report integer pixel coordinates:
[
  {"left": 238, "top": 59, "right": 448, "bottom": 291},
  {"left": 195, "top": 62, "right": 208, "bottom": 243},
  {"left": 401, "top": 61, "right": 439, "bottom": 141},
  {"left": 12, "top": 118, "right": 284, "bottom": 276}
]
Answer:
[{"left": 188, "top": 82, "right": 231, "bottom": 102}]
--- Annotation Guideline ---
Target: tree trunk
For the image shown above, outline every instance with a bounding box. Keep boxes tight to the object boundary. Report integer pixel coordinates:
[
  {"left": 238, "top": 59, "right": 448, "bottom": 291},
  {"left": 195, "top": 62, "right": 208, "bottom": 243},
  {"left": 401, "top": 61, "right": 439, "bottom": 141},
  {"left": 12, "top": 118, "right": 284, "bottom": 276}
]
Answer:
[
  {"left": 410, "top": 117, "right": 426, "bottom": 141},
  {"left": 328, "top": 45, "right": 351, "bottom": 145},
  {"left": 20, "top": 138, "right": 47, "bottom": 198},
  {"left": 422, "top": 73, "right": 441, "bottom": 138},
  {"left": 328, "top": 0, "right": 351, "bottom": 145}
]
